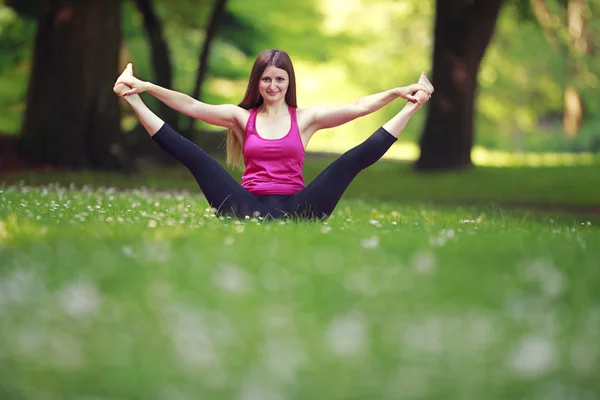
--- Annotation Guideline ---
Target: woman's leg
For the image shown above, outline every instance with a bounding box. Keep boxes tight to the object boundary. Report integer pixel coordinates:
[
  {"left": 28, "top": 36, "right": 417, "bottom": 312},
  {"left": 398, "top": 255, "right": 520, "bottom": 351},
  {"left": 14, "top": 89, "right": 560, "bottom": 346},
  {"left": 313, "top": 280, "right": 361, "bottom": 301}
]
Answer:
[
  {"left": 120, "top": 92, "right": 262, "bottom": 218},
  {"left": 291, "top": 101, "right": 423, "bottom": 219}
]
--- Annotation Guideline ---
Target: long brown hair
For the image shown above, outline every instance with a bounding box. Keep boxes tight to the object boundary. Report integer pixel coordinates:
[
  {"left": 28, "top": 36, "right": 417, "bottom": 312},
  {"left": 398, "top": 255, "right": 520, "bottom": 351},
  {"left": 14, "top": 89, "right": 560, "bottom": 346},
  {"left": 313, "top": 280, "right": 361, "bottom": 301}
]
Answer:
[{"left": 226, "top": 49, "right": 298, "bottom": 169}]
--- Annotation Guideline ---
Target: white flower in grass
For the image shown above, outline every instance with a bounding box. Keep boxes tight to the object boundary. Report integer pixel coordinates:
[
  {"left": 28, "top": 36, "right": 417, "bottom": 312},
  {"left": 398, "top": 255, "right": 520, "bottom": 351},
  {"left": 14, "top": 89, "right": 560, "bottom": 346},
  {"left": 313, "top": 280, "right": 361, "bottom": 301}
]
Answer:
[
  {"left": 369, "top": 219, "right": 382, "bottom": 228},
  {"left": 344, "top": 270, "right": 375, "bottom": 296},
  {"left": 263, "top": 338, "right": 306, "bottom": 381},
  {"left": 428, "top": 235, "right": 446, "bottom": 247},
  {"left": 429, "top": 229, "right": 456, "bottom": 247},
  {"left": 212, "top": 264, "right": 253, "bottom": 295},
  {"left": 148, "top": 219, "right": 157, "bottom": 228},
  {"left": 121, "top": 246, "right": 134, "bottom": 258},
  {"left": 240, "top": 385, "right": 285, "bottom": 400},
  {"left": 320, "top": 225, "right": 332, "bottom": 234},
  {"left": 361, "top": 236, "right": 379, "bottom": 249},
  {"left": 169, "top": 307, "right": 218, "bottom": 368},
  {"left": 509, "top": 335, "right": 556, "bottom": 377},
  {"left": 411, "top": 250, "right": 436, "bottom": 275},
  {"left": 58, "top": 280, "right": 101, "bottom": 318},
  {"left": 0, "top": 268, "right": 46, "bottom": 307},
  {"left": 143, "top": 240, "right": 171, "bottom": 263},
  {"left": 524, "top": 258, "right": 565, "bottom": 298},
  {"left": 325, "top": 311, "right": 367, "bottom": 356}
]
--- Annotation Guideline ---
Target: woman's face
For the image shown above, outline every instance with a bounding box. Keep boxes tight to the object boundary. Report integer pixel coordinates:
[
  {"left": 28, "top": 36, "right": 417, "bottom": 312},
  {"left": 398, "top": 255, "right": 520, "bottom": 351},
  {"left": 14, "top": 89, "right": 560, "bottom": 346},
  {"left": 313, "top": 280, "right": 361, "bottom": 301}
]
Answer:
[{"left": 258, "top": 65, "right": 289, "bottom": 104}]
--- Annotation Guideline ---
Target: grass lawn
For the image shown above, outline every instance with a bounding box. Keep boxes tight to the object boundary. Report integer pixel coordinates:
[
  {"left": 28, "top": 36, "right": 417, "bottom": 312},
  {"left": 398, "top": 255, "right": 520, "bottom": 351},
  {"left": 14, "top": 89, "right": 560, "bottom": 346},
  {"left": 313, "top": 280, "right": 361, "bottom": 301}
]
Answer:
[
  {"left": 1, "top": 161, "right": 599, "bottom": 399},
  {"left": 3, "top": 155, "right": 600, "bottom": 209}
]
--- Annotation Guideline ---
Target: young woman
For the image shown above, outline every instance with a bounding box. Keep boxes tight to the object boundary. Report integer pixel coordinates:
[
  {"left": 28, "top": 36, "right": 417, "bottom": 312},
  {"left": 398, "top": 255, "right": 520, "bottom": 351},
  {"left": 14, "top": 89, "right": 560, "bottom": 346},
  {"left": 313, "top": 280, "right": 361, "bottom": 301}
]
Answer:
[{"left": 113, "top": 49, "right": 434, "bottom": 220}]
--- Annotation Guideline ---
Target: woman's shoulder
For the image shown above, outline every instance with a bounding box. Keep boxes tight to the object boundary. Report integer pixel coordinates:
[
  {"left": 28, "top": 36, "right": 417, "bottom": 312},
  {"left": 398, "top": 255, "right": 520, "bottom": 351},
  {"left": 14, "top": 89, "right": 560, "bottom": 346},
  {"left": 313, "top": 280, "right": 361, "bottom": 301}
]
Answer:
[
  {"left": 295, "top": 107, "right": 312, "bottom": 117},
  {"left": 295, "top": 106, "right": 317, "bottom": 121}
]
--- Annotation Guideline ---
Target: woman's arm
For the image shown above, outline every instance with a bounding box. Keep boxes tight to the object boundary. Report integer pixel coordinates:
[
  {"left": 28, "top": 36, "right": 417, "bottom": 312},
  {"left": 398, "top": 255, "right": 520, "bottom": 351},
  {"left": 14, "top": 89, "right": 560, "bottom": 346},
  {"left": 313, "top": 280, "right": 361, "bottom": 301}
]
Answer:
[
  {"left": 304, "top": 73, "right": 433, "bottom": 133},
  {"left": 115, "top": 63, "right": 246, "bottom": 130},
  {"left": 383, "top": 99, "right": 424, "bottom": 138},
  {"left": 145, "top": 83, "right": 246, "bottom": 129}
]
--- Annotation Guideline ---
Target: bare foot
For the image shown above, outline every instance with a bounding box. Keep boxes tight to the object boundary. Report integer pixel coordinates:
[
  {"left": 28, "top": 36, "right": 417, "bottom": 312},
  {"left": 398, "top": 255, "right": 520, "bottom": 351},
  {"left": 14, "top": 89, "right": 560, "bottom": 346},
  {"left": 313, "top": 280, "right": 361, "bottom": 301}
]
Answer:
[
  {"left": 113, "top": 82, "right": 130, "bottom": 96},
  {"left": 414, "top": 72, "right": 434, "bottom": 104},
  {"left": 418, "top": 72, "right": 434, "bottom": 95},
  {"left": 113, "top": 63, "right": 134, "bottom": 96}
]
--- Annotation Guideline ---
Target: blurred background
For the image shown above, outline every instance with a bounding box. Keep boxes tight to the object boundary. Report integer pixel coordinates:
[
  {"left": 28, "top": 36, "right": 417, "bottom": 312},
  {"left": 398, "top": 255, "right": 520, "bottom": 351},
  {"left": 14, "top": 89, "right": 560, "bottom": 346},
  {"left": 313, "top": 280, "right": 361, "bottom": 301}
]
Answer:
[
  {"left": 2, "top": 3, "right": 600, "bottom": 398},
  {"left": 0, "top": 0, "right": 598, "bottom": 174}
]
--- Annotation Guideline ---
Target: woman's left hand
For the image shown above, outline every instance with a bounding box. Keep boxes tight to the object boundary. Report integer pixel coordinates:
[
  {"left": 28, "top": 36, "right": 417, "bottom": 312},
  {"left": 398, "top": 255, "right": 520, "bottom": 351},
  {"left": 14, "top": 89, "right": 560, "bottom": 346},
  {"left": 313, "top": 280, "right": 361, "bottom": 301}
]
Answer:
[
  {"left": 395, "top": 72, "right": 434, "bottom": 105},
  {"left": 394, "top": 83, "right": 430, "bottom": 104},
  {"left": 113, "top": 63, "right": 149, "bottom": 96}
]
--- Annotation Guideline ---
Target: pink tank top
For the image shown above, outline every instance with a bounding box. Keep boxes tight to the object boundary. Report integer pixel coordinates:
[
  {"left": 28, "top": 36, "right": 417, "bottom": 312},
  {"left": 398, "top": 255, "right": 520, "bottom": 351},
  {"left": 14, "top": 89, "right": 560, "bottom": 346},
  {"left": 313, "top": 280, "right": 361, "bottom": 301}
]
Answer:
[{"left": 241, "top": 106, "right": 305, "bottom": 195}]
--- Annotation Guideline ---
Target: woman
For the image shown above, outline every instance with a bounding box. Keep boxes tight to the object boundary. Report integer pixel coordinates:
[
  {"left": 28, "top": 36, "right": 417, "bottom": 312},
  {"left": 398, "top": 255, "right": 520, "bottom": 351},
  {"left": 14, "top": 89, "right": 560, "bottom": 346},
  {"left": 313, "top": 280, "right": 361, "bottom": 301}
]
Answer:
[{"left": 113, "top": 49, "right": 433, "bottom": 220}]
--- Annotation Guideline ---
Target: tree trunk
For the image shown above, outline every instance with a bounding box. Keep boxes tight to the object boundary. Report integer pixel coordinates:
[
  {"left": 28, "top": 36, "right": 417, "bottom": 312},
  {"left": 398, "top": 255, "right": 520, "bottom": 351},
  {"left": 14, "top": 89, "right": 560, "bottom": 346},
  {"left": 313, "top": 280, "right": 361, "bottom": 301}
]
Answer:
[
  {"left": 19, "top": 0, "right": 125, "bottom": 169},
  {"left": 564, "top": 85, "right": 583, "bottom": 137},
  {"left": 564, "top": 0, "right": 588, "bottom": 137},
  {"left": 186, "top": 0, "right": 228, "bottom": 135},
  {"left": 133, "top": 0, "right": 179, "bottom": 131},
  {"left": 416, "top": 0, "right": 505, "bottom": 171},
  {"left": 531, "top": 0, "right": 590, "bottom": 138}
]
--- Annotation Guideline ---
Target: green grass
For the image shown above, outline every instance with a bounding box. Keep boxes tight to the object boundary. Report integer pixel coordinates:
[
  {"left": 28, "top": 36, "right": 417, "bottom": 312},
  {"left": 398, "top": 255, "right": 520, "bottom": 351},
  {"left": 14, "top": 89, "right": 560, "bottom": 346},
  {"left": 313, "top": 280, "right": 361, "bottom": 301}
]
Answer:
[
  {"left": 0, "top": 179, "right": 599, "bottom": 399},
  {"left": 3, "top": 156, "right": 600, "bottom": 208}
]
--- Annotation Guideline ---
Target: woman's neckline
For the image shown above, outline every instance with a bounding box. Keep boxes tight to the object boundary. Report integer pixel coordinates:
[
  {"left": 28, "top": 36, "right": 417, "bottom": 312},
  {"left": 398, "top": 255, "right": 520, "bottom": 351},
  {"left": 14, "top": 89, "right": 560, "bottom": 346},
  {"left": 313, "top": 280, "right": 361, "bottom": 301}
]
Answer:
[{"left": 254, "top": 105, "right": 293, "bottom": 141}]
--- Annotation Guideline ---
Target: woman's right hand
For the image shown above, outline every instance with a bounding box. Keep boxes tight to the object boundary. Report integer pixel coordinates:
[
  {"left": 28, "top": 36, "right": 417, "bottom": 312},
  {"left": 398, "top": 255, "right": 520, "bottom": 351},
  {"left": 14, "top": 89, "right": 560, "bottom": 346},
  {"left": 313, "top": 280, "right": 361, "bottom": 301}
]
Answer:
[{"left": 113, "top": 63, "right": 149, "bottom": 96}]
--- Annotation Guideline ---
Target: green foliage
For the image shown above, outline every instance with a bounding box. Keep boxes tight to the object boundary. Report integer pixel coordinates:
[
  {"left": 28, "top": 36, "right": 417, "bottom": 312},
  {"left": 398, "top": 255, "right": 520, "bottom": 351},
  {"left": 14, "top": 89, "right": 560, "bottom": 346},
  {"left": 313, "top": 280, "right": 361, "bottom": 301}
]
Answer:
[
  {"left": 516, "top": 118, "right": 600, "bottom": 153},
  {"left": 3, "top": 0, "right": 39, "bottom": 19},
  {"left": 0, "top": 5, "right": 36, "bottom": 68},
  {"left": 1, "top": 0, "right": 600, "bottom": 153},
  {"left": 226, "top": 0, "right": 352, "bottom": 61},
  {"left": 510, "top": 0, "right": 538, "bottom": 22},
  {"left": 217, "top": 9, "right": 268, "bottom": 57},
  {"left": 0, "top": 4, "right": 35, "bottom": 133},
  {"left": 475, "top": 1, "right": 600, "bottom": 150}
]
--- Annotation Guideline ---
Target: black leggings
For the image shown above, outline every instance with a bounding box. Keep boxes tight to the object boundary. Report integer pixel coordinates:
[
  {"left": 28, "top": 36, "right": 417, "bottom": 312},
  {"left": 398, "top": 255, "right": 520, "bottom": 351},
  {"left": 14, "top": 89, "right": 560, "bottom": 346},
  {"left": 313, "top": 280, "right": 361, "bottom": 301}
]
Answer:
[{"left": 152, "top": 123, "right": 397, "bottom": 220}]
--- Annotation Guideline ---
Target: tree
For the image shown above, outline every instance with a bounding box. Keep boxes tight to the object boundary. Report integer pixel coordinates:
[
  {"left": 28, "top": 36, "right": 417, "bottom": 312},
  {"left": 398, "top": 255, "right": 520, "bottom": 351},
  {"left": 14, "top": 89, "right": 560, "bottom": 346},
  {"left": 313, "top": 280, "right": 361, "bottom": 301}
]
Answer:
[
  {"left": 17, "top": 0, "right": 126, "bottom": 169},
  {"left": 528, "top": 0, "right": 592, "bottom": 137},
  {"left": 134, "top": 0, "right": 180, "bottom": 132},
  {"left": 186, "top": 0, "right": 228, "bottom": 135},
  {"left": 416, "top": 0, "right": 506, "bottom": 171}
]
